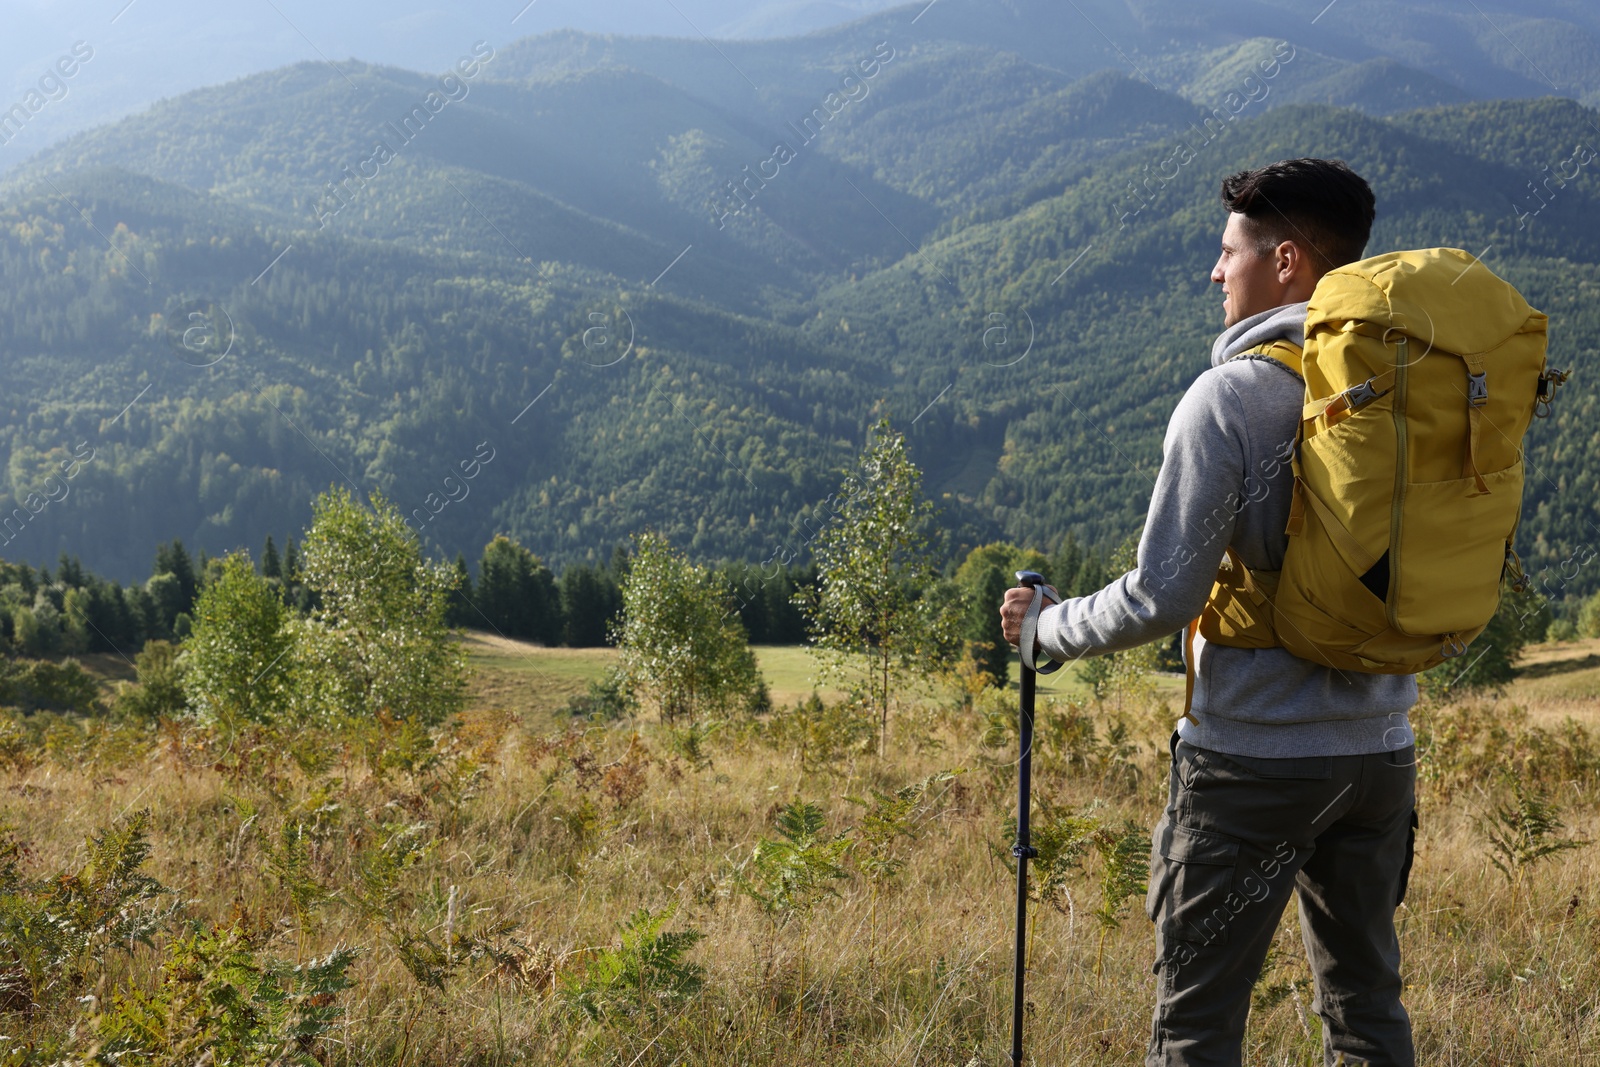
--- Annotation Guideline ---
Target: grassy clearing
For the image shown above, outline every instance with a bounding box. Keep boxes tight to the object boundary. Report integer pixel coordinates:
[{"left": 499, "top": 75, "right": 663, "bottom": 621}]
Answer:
[
  {"left": 1496, "top": 637, "right": 1600, "bottom": 722},
  {"left": 461, "top": 633, "right": 1189, "bottom": 711},
  {"left": 464, "top": 634, "right": 615, "bottom": 714},
  {"left": 3, "top": 639, "right": 1599, "bottom": 1063}
]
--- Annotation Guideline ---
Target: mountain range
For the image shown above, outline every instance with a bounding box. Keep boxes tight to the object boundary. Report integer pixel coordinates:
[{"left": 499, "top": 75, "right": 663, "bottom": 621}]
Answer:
[
  {"left": 1, "top": 0, "right": 1597, "bottom": 615},
  {"left": 4, "top": 0, "right": 1598, "bottom": 169}
]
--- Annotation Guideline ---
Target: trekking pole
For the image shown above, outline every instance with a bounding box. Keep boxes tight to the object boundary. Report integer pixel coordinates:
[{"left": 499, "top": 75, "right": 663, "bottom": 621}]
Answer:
[{"left": 1010, "top": 570, "right": 1061, "bottom": 1067}]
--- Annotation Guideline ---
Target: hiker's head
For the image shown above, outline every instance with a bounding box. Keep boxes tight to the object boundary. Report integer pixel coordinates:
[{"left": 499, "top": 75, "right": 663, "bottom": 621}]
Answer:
[{"left": 1210, "top": 157, "right": 1375, "bottom": 326}]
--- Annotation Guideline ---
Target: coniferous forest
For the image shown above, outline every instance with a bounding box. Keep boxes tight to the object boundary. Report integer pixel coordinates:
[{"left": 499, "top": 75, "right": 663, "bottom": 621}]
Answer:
[{"left": 1, "top": 4, "right": 1598, "bottom": 614}]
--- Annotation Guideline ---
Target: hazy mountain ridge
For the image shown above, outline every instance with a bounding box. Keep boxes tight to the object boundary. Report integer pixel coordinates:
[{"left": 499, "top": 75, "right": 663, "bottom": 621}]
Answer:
[
  {"left": 5, "top": 0, "right": 1596, "bottom": 177},
  {"left": 1, "top": 25, "right": 1597, "bottom": 611}
]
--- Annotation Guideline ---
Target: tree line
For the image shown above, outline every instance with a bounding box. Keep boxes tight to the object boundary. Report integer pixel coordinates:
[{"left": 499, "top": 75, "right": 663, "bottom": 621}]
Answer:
[
  {"left": 0, "top": 528, "right": 829, "bottom": 666},
  {"left": 1, "top": 415, "right": 1574, "bottom": 748}
]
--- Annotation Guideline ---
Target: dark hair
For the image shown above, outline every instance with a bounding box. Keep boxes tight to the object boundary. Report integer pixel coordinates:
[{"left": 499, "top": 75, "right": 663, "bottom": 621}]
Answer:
[{"left": 1219, "top": 158, "right": 1375, "bottom": 272}]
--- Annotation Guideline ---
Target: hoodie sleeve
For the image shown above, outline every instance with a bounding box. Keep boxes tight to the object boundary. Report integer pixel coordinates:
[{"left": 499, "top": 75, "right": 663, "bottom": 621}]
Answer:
[{"left": 1035, "top": 368, "right": 1250, "bottom": 663}]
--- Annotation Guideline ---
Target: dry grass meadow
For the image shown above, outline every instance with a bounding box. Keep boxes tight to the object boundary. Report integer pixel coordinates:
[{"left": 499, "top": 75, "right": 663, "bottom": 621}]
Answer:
[{"left": 3, "top": 634, "right": 1599, "bottom": 1064}]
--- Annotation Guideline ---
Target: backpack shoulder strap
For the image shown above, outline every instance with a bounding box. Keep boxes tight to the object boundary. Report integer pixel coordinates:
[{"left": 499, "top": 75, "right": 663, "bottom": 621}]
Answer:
[
  {"left": 1185, "top": 338, "right": 1306, "bottom": 720},
  {"left": 1230, "top": 338, "right": 1305, "bottom": 380}
]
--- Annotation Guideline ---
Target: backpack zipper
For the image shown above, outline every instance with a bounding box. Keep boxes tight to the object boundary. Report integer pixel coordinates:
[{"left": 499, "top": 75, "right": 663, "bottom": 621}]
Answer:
[{"left": 1386, "top": 335, "right": 1409, "bottom": 632}]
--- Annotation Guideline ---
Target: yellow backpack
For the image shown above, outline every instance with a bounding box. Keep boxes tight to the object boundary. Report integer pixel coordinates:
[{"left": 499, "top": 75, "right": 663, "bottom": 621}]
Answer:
[{"left": 1191, "top": 248, "right": 1567, "bottom": 690}]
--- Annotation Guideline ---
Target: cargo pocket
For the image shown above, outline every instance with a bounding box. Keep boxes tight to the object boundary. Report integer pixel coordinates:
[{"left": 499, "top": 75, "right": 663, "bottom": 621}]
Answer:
[
  {"left": 1397, "top": 808, "right": 1418, "bottom": 906},
  {"left": 1173, "top": 740, "right": 1208, "bottom": 791},
  {"left": 1152, "top": 822, "right": 1245, "bottom": 953},
  {"left": 1145, "top": 818, "right": 1167, "bottom": 925},
  {"left": 1393, "top": 463, "right": 1523, "bottom": 636}
]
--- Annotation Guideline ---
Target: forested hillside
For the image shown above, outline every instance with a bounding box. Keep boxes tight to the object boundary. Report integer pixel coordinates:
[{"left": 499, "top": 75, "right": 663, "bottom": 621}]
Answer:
[{"left": 2, "top": 9, "right": 1597, "bottom": 613}]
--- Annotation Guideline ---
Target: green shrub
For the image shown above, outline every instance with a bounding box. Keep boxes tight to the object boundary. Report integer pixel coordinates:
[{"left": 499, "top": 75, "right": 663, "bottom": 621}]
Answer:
[
  {"left": 114, "top": 640, "right": 187, "bottom": 722},
  {"left": 563, "top": 668, "right": 633, "bottom": 720},
  {"left": 1414, "top": 703, "right": 1600, "bottom": 798},
  {"left": 1578, "top": 590, "right": 1600, "bottom": 639},
  {"left": 1420, "top": 588, "right": 1544, "bottom": 699},
  {"left": 762, "top": 693, "right": 875, "bottom": 770},
  {"left": 1546, "top": 618, "right": 1578, "bottom": 643},
  {"left": 0, "top": 658, "right": 101, "bottom": 714}
]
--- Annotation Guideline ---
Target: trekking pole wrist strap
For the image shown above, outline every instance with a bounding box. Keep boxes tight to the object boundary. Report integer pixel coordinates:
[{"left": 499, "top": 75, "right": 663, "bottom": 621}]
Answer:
[{"left": 1019, "top": 584, "right": 1065, "bottom": 675}]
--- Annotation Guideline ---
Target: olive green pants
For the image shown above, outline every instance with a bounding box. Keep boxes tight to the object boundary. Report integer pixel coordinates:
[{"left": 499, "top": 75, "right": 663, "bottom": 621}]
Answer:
[{"left": 1145, "top": 734, "right": 1417, "bottom": 1067}]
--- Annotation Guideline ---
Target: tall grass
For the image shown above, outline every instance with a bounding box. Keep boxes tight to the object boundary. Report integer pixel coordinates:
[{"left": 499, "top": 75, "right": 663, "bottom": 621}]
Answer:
[{"left": 1, "top": 642, "right": 1598, "bottom": 1064}]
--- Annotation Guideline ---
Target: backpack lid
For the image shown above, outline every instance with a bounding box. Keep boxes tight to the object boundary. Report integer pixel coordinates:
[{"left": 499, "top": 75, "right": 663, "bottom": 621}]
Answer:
[{"left": 1306, "top": 248, "right": 1545, "bottom": 356}]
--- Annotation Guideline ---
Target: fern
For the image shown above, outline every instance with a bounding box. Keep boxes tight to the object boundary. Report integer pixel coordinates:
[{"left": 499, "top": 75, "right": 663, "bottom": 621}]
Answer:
[
  {"left": 561, "top": 905, "right": 705, "bottom": 1021},
  {"left": 847, "top": 771, "right": 959, "bottom": 972},
  {"left": 0, "top": 824, "right": 21, "bottom": 895},
  {"left": 394, "top": 928, "right": 454, "bottom": 992},
  {"left": 1001, "top": 804, "right": 1098, "bottom": 916},
  {"left": 1091, "top": 820, "right": 1149, "bottom": 978},
  {"left": 263, "top": 820, "right": 330, "bottom": 926},
  {"left": 83, "top": 922, "right": 356, "bottom": 1066},
  {"left": 1481, "top": 780, "right": 1590, "bottom": 882},
  {"left": 848, "top": 770, "right": 959, "bottom": 888},
  {"left": 345, "top": 820, "right": 430, "bottom": 924},
  {"left": 666, "top": 720, "right": 721, "bottom": 772},
  {"left": 1091, "top": 821, "right": 1149, "bottom": 930},
  {"left": 367, "top": 871, "right": 517, "bottom": 993},
  {"left": 739, "top": 799, "right": 852, "bottom": 924},
  {"left": 0, "top": 809, "right": 172, "bottom": 1011}
]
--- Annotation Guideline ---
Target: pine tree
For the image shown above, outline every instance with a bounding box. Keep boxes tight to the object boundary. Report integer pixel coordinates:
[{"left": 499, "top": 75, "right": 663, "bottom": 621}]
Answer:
[
  {"left": 56, "top": 554, "right": 86, "bottom": 589},
  {"left": 152, "top": 540, "right": 199, "bottom": 616},
  {"left": 1052, "top": 532, "right": 1084, "bottom": 597},
  {"left": 261, "top": 535, "right": 282, "bottom": 580},
  {"left": 1071, "top": 549, "right": 1107, "bottom": 598},
  {"left": 475, "top": 536, "right": 561, "bottom": 643},
  {"left": 561, "top": 566, "right": 615, "bottom": 648},
  {"left": 965, "top": 563, "right": 1012, "bottom": 689},
  {"left": 446, "top": 552, "right": 473, "bottom": 628}
]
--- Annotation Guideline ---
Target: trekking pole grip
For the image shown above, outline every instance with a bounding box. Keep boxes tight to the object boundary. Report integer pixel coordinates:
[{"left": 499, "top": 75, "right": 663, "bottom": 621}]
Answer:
[{"left": 1014, "top": 572, "right": 1063, "bottom": 676}]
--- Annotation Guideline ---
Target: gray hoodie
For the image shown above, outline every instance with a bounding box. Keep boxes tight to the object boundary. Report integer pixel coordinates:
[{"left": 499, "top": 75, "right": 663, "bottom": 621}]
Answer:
[{"left": 1034, "top": 301, "right": 1417, "bottom": 759}]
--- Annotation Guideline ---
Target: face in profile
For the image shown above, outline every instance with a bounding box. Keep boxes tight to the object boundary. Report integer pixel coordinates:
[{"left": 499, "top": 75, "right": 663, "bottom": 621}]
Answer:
[{"left": 1209, "top": 212, "right": 1285, "bottom": 327}]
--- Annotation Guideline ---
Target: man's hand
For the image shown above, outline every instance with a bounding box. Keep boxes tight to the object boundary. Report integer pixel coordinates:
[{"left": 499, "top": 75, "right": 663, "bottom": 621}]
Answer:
[{"left": 1000, "top": 583, "right": 1059, "bottom": 656}]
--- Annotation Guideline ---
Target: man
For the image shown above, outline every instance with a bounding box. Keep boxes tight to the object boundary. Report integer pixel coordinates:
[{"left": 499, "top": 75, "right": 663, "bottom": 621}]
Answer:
[{"left": 1001, "top": 158, "right": 1418, "bottom": 1067}]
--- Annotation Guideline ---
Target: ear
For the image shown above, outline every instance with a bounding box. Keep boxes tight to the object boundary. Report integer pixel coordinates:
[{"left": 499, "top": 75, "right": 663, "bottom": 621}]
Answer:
[
  {"left": 1277, "top": 238, "right": 1323, "bottom": 286},
  {"left": 1274, "top": 240, "right": 1300, "bottom": 282},
  {"left": 1276, "top": 239, "right": 1325, "bottom": 302}
]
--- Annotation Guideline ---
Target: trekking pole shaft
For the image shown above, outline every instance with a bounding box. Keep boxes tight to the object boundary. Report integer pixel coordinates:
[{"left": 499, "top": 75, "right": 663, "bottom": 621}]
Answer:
[{"left": 1011, "top": 662, "right": 1036, "bottom": 1067}]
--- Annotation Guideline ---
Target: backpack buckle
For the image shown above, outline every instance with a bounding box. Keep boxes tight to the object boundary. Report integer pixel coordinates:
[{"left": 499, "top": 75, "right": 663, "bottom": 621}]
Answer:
[
  {"left": 1467, "top": 372, "right": 1488, "bottom": 407},
  {"left": 1344, "top": 376, "right": 1383, "bottom": 409}
]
